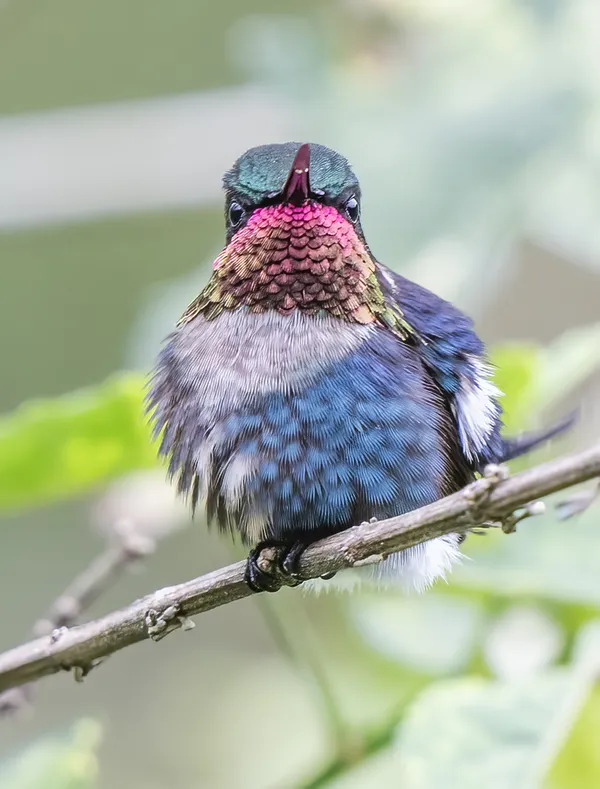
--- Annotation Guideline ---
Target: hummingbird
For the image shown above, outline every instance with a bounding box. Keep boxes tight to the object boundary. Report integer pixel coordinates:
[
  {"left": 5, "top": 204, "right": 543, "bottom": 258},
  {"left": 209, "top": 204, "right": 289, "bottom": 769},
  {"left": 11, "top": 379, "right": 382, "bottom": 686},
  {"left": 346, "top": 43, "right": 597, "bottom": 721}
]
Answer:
[{"left": 148, "top": 142, "right": 569, "bottom": 593}]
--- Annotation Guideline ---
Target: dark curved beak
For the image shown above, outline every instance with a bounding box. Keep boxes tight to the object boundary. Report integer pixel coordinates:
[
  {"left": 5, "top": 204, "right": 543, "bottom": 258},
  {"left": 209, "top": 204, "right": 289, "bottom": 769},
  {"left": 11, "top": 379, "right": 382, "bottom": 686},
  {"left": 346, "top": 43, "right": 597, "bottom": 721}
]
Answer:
[{"left": 283, "top": 143, "right": 311, "bottom": 205}]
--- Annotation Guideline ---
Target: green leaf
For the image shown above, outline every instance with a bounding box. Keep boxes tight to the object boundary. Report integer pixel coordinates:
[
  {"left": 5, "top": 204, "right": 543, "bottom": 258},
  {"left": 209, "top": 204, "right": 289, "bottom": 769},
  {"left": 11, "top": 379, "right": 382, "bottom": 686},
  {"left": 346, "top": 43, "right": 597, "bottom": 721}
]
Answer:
[
  {"left": 491, "top": 344, "right": 540, "bottom": 431},
  {"left": 455, "top": 503, "right": 600, "bottom": 607},
  {"left": 0, "top": 373, "right": 158, "bottom": 512},
  {"left": 349, "top": 592, "right": 486, "bottom": 675},
  {"left": 394, "top": 623, "right": 600, "bottom": 789},
  {"left": 545, "top": 623, "right": 600, "bottom": 788},
  {"left": 546, "top": 681, "right": 600, "bottom": 789},
  {"left": 396, "top": 671, "right": 571, "bottom": 789},
  {"left": 489, "top": 324, "right": 600, "bottom": 434},
  {"left": 490, "top": 324, "right": 600, "bottom": 433},
  {"left": 0, "top": 720, "right": 101, "bottom": 789}
]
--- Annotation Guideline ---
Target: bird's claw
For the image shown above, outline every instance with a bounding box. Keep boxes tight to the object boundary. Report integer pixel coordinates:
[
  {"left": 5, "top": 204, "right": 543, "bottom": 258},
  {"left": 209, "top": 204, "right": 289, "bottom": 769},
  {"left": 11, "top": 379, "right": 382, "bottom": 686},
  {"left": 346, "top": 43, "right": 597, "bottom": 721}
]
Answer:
[
  {"left": 244, "top": 541, "right": 307, "bottom": 593},
  {"left": 281, "top": 541, "right": 338, "bottom": 582},
  {"left": 280, "top": 541, "right": 306, "bottom": 579},
  {"left": 245, "top": 544, "right": 283, "bottom": 593}
]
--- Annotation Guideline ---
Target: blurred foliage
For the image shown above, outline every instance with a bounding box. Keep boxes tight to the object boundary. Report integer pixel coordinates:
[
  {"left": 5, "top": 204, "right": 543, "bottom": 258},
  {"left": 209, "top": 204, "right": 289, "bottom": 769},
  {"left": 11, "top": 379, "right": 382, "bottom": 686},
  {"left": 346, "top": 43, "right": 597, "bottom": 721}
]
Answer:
[
  {"left": 452, "top": 497, "right": 600, "bottom": 607},
  {"left": 0, "top": 374, "right": 155, "bottom": 512},
  {"left": 395, "top": 623, "right": 600, "bottom": 788},
  {"left": 548, "top": 679, "right": 600, "bottom": 788},
  {"left": 0, "top": 0, "right": 321, "bottom": 114},
  {"left": 350, "top": 592, "right": 486, "bottom": 676},
  {"left": 233, "top": 0, "right": 600, "bottom": 315},
  {"left": 492, "top": 324, "right": 600, "bottom": 431},
  {"left": 0, "top": 720, "right": 101, "bottom": 789},
  {"left": 396, "top": 671, "right": 571, "bottom": 787}
]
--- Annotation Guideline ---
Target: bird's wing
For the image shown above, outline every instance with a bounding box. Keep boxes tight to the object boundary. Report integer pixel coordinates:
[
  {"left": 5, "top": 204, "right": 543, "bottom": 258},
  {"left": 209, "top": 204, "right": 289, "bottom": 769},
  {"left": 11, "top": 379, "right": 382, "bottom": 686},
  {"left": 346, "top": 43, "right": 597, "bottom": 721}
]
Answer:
[{"left": 377, "top": 265, "right": 570, "bottom": 470}]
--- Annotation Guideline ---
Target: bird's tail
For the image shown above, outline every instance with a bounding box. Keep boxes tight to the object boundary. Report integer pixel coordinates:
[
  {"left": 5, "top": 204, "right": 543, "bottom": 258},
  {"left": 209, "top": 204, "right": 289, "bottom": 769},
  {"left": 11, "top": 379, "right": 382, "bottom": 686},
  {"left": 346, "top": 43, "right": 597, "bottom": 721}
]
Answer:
[{"left": 497, "top": 411, "right": 576, "bottom": 463}]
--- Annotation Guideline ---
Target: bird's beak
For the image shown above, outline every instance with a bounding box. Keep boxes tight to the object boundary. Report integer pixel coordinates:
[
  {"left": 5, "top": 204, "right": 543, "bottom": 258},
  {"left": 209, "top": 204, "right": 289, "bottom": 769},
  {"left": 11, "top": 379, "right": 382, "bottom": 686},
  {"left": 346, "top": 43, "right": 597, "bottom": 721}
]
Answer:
[{"left": 283, "top": 143, "right": 311, "bottom": 205}]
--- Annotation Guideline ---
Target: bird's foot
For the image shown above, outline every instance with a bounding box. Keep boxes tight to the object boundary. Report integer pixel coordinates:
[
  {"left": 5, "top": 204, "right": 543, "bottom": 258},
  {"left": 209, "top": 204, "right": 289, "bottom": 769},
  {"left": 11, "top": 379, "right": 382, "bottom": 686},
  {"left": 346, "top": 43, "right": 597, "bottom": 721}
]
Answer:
[
  {"left": 245, "top": 540, "right": 338, "bottom": 592},
  {"left": 245, "top": 540, "right": 308, "bottom": 593}
]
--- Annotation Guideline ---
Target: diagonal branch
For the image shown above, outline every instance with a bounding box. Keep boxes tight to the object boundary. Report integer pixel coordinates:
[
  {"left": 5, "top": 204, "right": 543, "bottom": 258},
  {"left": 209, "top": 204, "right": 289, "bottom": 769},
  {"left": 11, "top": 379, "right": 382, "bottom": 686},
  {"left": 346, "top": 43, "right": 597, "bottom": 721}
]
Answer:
[
  {"left": 0, "top": 520, "right": 157, "bottom": 714},
  {"left": 0, "top": 444, "right": 599, "bottom": 698}
]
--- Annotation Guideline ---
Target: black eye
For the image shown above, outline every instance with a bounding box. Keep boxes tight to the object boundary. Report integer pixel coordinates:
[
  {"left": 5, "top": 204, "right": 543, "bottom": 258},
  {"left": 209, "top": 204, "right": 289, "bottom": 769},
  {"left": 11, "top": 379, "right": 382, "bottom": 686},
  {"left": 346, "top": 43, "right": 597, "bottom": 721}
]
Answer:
[
  {"left": 344, "top": 196, "right": 360, "bottom": 223},
  {"left": 228, "top": 201, "right": 245, "bottom": 227}
]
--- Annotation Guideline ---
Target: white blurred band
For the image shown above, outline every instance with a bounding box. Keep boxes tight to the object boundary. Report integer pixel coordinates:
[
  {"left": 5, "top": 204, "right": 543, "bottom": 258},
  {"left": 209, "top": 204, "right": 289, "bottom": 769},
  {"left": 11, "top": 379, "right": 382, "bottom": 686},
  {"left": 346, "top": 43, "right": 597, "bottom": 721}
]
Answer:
[{"left": 0, "top": 86, "right": 292, "bottom": 229}]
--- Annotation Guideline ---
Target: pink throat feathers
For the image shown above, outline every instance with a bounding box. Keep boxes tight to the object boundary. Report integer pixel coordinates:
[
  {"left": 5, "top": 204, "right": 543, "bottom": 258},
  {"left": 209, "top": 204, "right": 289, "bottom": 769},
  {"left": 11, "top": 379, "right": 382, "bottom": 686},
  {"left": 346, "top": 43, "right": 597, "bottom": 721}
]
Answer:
[{"left": 198, "top": 200, "right": 379, "bottom": 322}]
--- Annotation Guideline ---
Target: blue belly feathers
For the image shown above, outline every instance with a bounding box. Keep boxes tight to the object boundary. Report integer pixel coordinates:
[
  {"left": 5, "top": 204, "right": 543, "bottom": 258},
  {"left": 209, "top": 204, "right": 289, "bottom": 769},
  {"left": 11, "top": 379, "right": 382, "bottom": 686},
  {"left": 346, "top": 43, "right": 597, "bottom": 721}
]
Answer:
[{"left": 149, "top": 310, "right": 470, "bottom": 549}]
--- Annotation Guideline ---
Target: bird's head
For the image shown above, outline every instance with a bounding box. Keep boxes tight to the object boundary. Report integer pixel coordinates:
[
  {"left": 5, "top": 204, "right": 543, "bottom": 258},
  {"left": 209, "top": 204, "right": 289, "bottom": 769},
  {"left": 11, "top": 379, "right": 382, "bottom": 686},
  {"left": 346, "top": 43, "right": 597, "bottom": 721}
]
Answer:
[
  {"left": 179, "top": 142, "right": 408, "bottom": 333},
  {"left": 222, "top": 141, "right": 362, "bottom": 243}
]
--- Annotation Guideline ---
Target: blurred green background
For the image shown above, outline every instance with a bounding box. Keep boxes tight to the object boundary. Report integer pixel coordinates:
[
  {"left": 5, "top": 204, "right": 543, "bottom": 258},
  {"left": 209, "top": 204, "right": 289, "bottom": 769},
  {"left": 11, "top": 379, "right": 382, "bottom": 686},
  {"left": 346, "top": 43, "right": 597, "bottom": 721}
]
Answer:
[{"left": 1, "top": 1, "right": 600, "bottom": 787}]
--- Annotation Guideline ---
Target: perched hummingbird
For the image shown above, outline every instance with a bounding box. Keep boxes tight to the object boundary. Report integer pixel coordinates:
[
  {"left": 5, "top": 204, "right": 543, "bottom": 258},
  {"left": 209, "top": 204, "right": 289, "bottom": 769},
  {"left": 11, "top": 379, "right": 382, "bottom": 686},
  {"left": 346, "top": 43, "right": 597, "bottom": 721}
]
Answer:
[{"left": 148, "top": 142, "right": 568, "bottom": 593}]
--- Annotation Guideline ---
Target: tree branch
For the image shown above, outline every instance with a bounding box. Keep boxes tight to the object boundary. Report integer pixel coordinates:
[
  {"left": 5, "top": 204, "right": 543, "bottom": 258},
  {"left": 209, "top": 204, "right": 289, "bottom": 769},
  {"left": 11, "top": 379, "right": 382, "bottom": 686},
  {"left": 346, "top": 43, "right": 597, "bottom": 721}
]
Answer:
[
  {"left": 0, "top": 519, "right": 156, "bottom": 713},
  {"left": 0, "top": 444, "right": 599, "bottom": 697}
]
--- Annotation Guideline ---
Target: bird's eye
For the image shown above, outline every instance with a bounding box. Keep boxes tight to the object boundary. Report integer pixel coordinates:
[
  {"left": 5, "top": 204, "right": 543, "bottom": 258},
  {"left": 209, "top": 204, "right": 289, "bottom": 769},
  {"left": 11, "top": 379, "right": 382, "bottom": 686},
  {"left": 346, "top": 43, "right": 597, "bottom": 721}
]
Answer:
[
  {"left": 344, "top": 196, "right": 360, "bottom": 223},
  {"left": 228, "top": 201, "right": 245, "bottom": 227}
]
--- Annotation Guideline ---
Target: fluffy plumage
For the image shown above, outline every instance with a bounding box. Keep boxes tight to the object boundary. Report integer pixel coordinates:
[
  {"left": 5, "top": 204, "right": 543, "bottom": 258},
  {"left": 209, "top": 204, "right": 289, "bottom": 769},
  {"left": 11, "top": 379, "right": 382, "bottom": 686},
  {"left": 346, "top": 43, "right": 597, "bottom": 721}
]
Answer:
[
  {"left": 151, "top": 310, "right": 470, "bottom": 545},
  {"left": 148, "top": 142, "right": 566, "bottom": 592}
]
